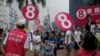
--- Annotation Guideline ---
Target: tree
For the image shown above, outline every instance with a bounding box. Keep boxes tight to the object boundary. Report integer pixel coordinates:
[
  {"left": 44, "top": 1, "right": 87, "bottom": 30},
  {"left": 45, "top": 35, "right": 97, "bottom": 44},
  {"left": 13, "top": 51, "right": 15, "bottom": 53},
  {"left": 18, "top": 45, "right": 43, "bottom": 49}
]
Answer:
[{"left": 6, "top": 0, "right": 46, "bottom": 10}]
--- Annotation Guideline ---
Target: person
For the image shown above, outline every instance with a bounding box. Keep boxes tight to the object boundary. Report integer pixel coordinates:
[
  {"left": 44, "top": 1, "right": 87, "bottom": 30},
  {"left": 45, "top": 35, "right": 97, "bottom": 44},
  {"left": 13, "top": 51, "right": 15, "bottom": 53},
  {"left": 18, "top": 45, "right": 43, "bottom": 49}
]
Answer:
[
  {"left": 43, "top": 31, "right": 49, "bottom": 43},
  {"left": 47, "top": 31, "right": 57, "bottom": 56},
  {"left": 64, "top": 30, "right": 75, "bottom": 56},
  {"left": 57, "top": 32, "right": 64, "bottom": 49},
  {"left": 86, "top": 16, "right": 95, "bottom": 26},
  {"left": 78, "top": 33, "right": 100, "bottom": 56},
  {"left": 3, "top": 19, "right": 29, "bottom": 56},
  {"left": 84, "top": 25, "right": 91, "bottom": 38},
  {"left": 86, "top": 16, "right": 96, "bottom": 35},
  {"left": 32, "top": 30, "right": 41, "bottom": 56},
  {"left": 95, "top": 25, "right": 100, "bottom": 50},
  {"left": 74, "top": 26, "right": 82, "bottom": 56},
  {"left": 0, "top": 28, "right": 4, "bottom": 55}
]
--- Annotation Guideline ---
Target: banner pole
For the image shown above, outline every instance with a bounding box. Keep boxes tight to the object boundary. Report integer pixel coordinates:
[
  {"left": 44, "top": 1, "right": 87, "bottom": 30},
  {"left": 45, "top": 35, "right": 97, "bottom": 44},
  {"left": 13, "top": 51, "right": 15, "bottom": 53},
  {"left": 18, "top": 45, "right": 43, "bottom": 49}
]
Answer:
[{"left": 71, "top": 31, "right": 81, "bottom": 48}]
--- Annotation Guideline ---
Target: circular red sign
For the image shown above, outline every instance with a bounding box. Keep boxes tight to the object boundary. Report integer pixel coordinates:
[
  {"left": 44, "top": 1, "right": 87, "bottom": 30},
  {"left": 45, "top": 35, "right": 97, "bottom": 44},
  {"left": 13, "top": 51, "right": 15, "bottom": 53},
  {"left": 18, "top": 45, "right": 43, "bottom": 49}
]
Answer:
[
  {"left": 34, "top": 19, "right": 40, "bottom": 25},
  {"left": 22, "top": 4, "right": 39, "bottom": 20},
  {"left": 37, "top": 25, "right": 43, "bottom": 31},
  {"left": 76, "top": 9, "right": 87, "bottom": 19},
  {"left": 54, "top": 12, "right": 74, "bottom": 31}
]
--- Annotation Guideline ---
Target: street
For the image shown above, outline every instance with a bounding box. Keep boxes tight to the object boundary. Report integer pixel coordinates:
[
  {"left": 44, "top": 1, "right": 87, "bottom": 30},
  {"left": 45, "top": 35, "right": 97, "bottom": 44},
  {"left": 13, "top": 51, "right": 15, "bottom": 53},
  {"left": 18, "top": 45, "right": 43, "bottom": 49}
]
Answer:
[
  {"left": 26, "top": 49, "right": 66, "bottom": 56},
  {"left": 26, "top": 49, "right": 75, "bottom": 56},
  {"left": 0, "top": 49, "right": 75, "bottom": 56}
]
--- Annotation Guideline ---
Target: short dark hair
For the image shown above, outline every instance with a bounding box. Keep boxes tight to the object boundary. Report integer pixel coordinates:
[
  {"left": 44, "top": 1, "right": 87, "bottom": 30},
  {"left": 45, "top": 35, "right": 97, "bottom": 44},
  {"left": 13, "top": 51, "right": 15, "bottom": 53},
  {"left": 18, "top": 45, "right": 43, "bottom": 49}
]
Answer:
[
  {"left": 85, "top": 25, "right": 90, "bottom": 32},
  {"left": 51, "top": 31, "right": 56, "bottom": 35},
  {"left": 17, "top": 24, "right": 25, "bottom": 29},
  {"left": 36, "top": 30, "right": 39, "bottom": 33},
  {"left": 82, "top": 33, "right": 97, "bottom": 50},
  {"left": 0, "top": 28, "right": 3, "bottom": 34}
]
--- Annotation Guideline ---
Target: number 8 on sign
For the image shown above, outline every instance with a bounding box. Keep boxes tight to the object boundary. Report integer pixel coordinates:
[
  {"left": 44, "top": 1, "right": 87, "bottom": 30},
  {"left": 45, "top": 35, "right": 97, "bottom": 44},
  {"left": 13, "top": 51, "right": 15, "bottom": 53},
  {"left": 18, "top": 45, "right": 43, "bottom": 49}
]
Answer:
[
  {"left": 22, "top": 4, "right": 39, "bottom": 20},
  {"left": 58, "top": 14, "right": 71, "bottom": 29},
  {"left": 76, "top": 9, "right": 87, "bottom": 19},
  {"left": 55, "top": 12, "right": 74, "bottom": 31},
  {"left": 26, "top": 6, "right": 35, "bottom": 19}
]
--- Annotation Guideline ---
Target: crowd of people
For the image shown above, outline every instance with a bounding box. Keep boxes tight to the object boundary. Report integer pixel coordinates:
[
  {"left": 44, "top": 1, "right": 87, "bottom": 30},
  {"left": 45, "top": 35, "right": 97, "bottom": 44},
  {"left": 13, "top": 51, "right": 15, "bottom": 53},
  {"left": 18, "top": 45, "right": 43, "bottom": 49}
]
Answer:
[{"left": 0, "top": 18, "right": 100, "bottom": 56}]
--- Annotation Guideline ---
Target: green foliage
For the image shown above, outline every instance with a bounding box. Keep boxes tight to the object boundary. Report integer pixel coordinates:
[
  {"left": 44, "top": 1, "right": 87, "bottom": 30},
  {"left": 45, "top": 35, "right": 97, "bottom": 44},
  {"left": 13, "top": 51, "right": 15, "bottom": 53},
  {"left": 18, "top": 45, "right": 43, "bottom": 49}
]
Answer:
[
  {"left": 17, "top": 0, "right": 24, "bottom": 10},
  {"left": 6, "top": 0, "right": 13, "bottom": 6},
  {"left": 6, "top": 0, "right": 46, "bottom": 10}
]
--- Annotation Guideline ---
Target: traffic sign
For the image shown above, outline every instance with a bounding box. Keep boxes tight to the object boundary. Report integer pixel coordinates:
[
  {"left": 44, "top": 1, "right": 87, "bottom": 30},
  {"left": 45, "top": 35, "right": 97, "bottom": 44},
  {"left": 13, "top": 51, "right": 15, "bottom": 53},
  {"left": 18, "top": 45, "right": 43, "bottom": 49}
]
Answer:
[
  {"left": 22, "top": 4, "right": 39, "bottom": 20},
  {"left": 54, "top": 12, "right": 74, "bottom": 31}
]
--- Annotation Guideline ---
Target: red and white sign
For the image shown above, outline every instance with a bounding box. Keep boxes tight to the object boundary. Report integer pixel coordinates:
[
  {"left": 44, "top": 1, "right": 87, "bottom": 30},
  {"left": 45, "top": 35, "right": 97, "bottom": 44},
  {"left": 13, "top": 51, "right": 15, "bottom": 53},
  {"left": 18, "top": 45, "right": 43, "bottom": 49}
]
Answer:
[
  {"left": 37, "top": 25, "right": 43, "bottom": 31},
  {"left": 76, "top": 5, "right": 100, "bottom": 26},
  {"left": 90, "top": 13, "right": 100, "bottom": 24},
  {"left": 34, "top": 19, "right": 40, "bottom": 25},
  {"left": 54, "top": 12, "right": 74, "bottom": 31},
  {"left": 22, "top": 4, "right": 39, "bottom": 20}
]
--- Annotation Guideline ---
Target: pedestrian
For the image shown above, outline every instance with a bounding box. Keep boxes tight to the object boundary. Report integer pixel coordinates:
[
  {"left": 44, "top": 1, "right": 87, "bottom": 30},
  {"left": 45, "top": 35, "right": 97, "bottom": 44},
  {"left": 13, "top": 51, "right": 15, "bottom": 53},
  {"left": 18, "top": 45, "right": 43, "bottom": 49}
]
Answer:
[
  {"left": 86, "top": 15, "right": 96, "bottom": 35},
  {"left": 43, "top": 31, "right": 49, "bottom": 43},
  {"left": 32, "top": 30, "right": 41, "bottom": 56},
  {"left": 56, "top": 32, "right": 64, "bottom": 49},
  {"left": 0, "top": 28, "right": 4, "bottom": 55},
  {"left": 74, "top": 26, "right": 82, "bottom": 56},
  {"left": 47, "top": 31, "right": 57, "bottom": 56},
  {"left": 64, "top": 30, "right": 75, "bottom": 56},
  {"left": 78, "top": 33, "right": 100, "bottom": 56},
  {"left": 3, "top": 19, "right": 29, "bottom": 56}
]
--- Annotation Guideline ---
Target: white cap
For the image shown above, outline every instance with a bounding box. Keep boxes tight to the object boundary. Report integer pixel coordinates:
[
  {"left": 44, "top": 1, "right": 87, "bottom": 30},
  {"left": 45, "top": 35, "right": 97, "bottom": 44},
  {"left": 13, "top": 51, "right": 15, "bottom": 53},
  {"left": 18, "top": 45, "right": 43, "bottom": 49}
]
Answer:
[{"left": 17, "top": 19, "right": 26, "bottom": 26}]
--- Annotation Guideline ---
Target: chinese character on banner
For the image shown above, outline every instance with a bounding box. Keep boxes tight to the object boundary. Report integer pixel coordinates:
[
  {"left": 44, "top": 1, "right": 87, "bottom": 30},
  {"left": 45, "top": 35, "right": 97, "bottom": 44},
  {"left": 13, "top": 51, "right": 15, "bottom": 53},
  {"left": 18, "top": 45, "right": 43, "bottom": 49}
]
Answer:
[
  {"left": 54, "top": 12, "right": 74, "bottom": 31},
  {"left": 34, "top": 19, "right": 40, "bottom": 25},
  {"left": 76, "top": 5, "right": 100, "bottom": 26},
  {"left": 90, "top": 13, "right": 100, "bottom": 24},
  {"left": 37, "top": 25, "right": 43, "bottom": 31},
  {"left": 22, "top": 4, "right": 39, "bottom": 20}
]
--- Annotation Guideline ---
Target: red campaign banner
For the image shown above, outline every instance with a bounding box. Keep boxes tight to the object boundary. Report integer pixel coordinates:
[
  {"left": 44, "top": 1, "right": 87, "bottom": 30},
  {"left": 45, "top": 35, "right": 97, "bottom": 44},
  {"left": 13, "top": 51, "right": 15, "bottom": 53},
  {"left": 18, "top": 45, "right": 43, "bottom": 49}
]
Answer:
[
  {"left": 76, "top": 18, "right": 87, "bottom": 27},
  {"left": 90, "top": 13, "right": 100, "bottom": 24},
  {"left": 22, "top": 4, "right": 39, "bottom": 20},
  {"left": 54, "top": 12, "right": 74, "bottom": 31},
  {"left": 76, "top": 5, "right": 100, "bottom": 26}
]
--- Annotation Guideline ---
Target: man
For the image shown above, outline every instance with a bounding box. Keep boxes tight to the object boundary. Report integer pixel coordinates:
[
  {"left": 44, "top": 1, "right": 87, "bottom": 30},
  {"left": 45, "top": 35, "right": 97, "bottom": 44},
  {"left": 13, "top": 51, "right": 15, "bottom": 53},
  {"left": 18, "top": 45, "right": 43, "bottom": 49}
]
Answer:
[
  {"left": 47, "top": 31, "right": 57, "bottom": 56},
  {"left": 86, "top": 16, "right": 96, "bottom": 35},
  {"left": 3, "top": 19, "right": 29, "bottom": 56},
  {"left": 65, "top": 30, "right": 75, "bottom": 56}
]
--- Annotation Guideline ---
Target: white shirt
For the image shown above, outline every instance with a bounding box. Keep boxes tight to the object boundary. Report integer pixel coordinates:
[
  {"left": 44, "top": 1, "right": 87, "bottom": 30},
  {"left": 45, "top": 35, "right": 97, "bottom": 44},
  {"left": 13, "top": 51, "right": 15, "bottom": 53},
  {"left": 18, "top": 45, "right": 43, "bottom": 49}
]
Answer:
[
  {"left": 65, "top": 30, "right": 72, "bottom": 45},
  {"left": 32, "top": 35, "right": 41, "bottom": 42},
  {"left": 3, "top": 33, "right": 29, "bottom": 49},
  {"left": 74, "top": 31, "right": 82, "bottom": 42}
]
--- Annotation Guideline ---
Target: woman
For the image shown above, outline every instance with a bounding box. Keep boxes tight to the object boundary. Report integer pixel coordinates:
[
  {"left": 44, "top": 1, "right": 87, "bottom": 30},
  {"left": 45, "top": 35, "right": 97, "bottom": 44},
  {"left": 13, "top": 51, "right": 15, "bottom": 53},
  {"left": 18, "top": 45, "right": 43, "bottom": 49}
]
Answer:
[
  {"left": 78, "top": 33, "right": 100, "bottom": 56},
  {"left": 74, "top": 26, "right": 82, "bottom": 56},
  {"left": 32, "top": 30, "right": 41, "bottom": 56}
]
